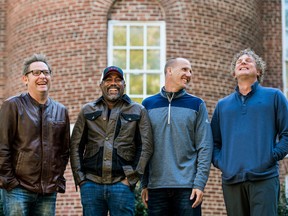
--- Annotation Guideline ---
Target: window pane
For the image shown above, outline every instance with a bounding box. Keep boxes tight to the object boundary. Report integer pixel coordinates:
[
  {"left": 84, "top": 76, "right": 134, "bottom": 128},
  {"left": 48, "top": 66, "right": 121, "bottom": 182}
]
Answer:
[
  {"left": 113, "top": 50, "right": 126, "bottom": 69},
  {"left": 130, "top": 26, "right": 143, "bottom": 46},
  {"left": 147, "top": 74, "right": 160, "bottom": 94},
  {"left": 108, "top": 21, "right": 165, "bottom": 102},
  {"left": 147, "top": 26, "right": 160, "bottom": 46},
  {"left": 113, "top": 26, "right": 126, "bottom": 46},
  {"left": 130, "top": 50, "right": 143, "bottom": 69},
  {"left": 147, "top": 50, "right": 160, "bottom": 70},
  {"left": 131, "top": 98, "right": 143, "bottom": 103},
  {"left": 130, "top": 74, "right": 143, "bottom": 94}
]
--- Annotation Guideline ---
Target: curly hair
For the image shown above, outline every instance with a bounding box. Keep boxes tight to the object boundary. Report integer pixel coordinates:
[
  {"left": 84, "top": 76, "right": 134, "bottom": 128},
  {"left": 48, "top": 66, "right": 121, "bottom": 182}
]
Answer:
[{"left": 230, "top": 48, "right": 266, "bottom": 83}]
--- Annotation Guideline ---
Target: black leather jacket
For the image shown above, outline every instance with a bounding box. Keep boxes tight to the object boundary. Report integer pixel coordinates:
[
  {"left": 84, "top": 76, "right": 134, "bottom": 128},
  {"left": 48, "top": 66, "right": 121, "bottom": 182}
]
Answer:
[
  {"left": 70, "top": 94, "right": 153, "bottom": 188},
  {"left": 0, "top": 93, "right": 70, "bottom": 193}
]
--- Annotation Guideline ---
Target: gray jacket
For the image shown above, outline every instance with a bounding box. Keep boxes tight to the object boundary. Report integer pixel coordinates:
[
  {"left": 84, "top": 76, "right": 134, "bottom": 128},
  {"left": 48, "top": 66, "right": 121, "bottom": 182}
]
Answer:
[{"left": 142, "top": 88, "right": 213, "bottom": 191}]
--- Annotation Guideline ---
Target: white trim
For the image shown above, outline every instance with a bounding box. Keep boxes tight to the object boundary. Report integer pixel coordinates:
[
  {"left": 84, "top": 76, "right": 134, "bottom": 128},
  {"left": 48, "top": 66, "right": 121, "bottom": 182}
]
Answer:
[{"left": 107, "top": 21, "right": 166, "bottom": 100}]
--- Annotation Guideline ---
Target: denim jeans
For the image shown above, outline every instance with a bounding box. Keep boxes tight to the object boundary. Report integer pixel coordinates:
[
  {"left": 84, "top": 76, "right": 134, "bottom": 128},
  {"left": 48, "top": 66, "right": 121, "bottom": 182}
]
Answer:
[
  {"left": 2, "top": 186, "right": 57, "bottom": 216},
  {"left": 80, "top": 181, "right": 135, "bottom": 216},
  {"left": 148, "top": 188, "right": 201, "bottom": 216}
]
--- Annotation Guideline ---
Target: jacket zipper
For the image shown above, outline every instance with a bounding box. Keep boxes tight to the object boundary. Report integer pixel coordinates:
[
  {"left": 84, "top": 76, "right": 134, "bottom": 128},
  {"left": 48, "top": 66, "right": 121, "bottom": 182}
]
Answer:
[{"left": 167, "top": 93, "right": 174, "bottom": 125}]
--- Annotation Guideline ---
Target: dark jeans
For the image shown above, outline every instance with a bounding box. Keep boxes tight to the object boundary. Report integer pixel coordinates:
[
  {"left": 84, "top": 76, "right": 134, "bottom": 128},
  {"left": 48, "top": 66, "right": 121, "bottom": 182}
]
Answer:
[
  {"left": 148, "top": 188, "right": 201, "bottom": 216},
  {"left": 222, "top": 177, "right": 280, "bottom": 216},
  {"left": 2, "top": 186, "right": 57, "bottom": 216},
  {"left": 80, "top": 181, "right": 135, "bottom": 216}
]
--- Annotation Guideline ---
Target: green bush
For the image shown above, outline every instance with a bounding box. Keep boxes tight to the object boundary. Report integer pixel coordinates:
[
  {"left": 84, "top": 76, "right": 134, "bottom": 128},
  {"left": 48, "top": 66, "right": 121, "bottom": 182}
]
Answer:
[
  {"left": 278, "top": 183, "right": 288, "bottom": 216},
  {"left": 135, "top": 183, "right": 148, "bottom": 216}
]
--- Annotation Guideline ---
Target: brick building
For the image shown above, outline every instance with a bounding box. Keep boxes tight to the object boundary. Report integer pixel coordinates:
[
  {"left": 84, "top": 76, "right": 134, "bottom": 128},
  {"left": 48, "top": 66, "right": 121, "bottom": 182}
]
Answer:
[{"left": 0, "top": 0, "right": 287, "bottom": 215}]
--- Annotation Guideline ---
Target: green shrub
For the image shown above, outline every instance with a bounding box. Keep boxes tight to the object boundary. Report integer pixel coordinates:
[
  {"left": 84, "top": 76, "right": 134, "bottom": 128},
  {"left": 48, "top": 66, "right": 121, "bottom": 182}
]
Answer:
[
  {"left": 135, "top": 183, "right": 148, "bottom": 216},
  {"left": 278, "top": 183, "right": 288, "bottom": 216}
]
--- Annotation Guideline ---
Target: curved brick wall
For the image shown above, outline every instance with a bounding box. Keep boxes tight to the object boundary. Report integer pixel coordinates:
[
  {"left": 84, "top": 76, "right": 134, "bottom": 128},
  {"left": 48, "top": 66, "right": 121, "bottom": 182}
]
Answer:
[
  {"left": 3, "top": 0, "right": 266, "bottom": 121},
  {"left": 2, "top": 0, "right": 284, "bottom": 215}
]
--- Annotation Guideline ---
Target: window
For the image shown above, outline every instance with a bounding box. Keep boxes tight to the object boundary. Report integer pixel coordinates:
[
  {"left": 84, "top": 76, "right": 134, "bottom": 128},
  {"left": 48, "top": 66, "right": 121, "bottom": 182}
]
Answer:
[
  {"left": 282, "top": 0, "right": 288, "bottom": 97},
  {"left": 108, "top": 21, "right": 166, "bottom": 103}
]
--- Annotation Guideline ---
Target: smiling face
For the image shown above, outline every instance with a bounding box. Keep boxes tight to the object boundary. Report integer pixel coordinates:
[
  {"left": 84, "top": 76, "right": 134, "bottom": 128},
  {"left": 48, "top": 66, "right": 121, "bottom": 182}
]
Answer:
[
  {"left": 100, "top": 71, "right": 125, "bottom": 106},
  {"left": 165, "top": 58, "right": 192, "bottom": 92},
  {"left": 22, "top": 61, "right": 51, "bottom": 99},
  {"left": 233, "top": 54, "right": 259, "bottom": 82}
]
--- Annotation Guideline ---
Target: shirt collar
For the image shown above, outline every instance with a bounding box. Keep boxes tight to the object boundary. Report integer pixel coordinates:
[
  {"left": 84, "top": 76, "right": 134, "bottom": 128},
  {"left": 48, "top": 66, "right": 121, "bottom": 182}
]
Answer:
[{"left": 235, "top": 81, "right": 259, "bottom": 96}]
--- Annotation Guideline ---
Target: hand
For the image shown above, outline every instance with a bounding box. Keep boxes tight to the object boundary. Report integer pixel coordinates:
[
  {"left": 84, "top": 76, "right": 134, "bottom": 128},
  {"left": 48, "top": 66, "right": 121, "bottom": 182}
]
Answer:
[
  {"left": 190, "top": 188, "right": 203, "bottom": 208},
  {"left": 141, "top": 188, "right": 149, "bottom": 208}
]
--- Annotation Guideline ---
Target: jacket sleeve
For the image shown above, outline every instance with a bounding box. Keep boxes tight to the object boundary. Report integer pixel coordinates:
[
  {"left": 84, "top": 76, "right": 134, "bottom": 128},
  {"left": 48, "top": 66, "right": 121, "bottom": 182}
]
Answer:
[
  {"left": 126, "top": 107, "right": 153, "bottom": 187},
  {"left": 140, "top": 163, "right": 149, "bottom": 189},
  {"left": 0, "top": 100, "right": 20, "bottom": 190},
  {"left": 62, "top": 108, "right": 70, "bottom": 173},
  {"left": 211, "top": 103, "right": 222, "bottom": 169},
  {"left": 70, "top": 108, "right": 87, "bottom": 187},
  {"left": 193, "top": 102, "right": 213, "bottom": 191},
  {"left": 273, "top": 90, "right": 288, "bottom": 161}
]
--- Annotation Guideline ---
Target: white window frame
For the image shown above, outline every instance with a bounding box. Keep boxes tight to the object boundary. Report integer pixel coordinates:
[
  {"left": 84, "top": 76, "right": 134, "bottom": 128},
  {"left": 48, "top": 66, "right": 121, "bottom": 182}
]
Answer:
[{"left": 107, "top": 21, "right": 166, "bottom": 100}]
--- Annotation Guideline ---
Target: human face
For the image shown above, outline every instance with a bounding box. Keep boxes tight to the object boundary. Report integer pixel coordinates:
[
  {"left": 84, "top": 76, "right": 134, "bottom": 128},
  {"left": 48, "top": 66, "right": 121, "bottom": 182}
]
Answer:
[
  {"left": 100, "top": 72, "right": 125, "bottom": 103},
  {"left": 167, "top": 58, "right": 192, "bottom": 91},
  {"left": 234, "top": 54, "right": 259, "bottom": 81},
  {"left": 22, "top": 61, "right": 51, "bottom": 95}
]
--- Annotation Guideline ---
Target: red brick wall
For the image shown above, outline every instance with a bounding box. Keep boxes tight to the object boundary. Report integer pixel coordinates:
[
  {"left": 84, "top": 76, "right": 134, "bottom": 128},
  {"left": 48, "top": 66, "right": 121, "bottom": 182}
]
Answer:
[
  {"left": 262, "top": 0, "right": 283, "bottom": 89},
  {"left": 1, "top": 0, "right": 286, "bottom": 215},
  {"left": 0, "top": 0, "right": 5, "bottom": 103}
]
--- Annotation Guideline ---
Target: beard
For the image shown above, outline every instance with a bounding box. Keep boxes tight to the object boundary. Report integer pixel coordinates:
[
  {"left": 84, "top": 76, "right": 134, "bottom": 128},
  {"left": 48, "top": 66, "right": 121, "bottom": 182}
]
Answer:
[
  {"left": 106, "top": 93, "right": 121, "bottom": 102},
  {"left": 100, "top": 82, "right": 125, "bottom": 104}
]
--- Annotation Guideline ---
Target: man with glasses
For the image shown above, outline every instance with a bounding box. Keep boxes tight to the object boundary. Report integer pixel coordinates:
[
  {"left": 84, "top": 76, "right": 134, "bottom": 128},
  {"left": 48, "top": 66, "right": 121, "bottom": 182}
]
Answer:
[
  {"left": 70, "top": 66, "right": 153, "bottom": 216},
  {"left": 0, "top": 53, "right": 70, "bottom": 215}
]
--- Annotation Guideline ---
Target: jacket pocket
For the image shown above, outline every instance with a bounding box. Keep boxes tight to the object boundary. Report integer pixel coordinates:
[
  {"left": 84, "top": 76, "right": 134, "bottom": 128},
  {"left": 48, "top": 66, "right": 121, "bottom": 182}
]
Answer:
[
  {"left": 84, "top": 111, "right": 102, "bottom": 121},
  {"left": 121, "top": 113, "right": 140, "bottom": 122},
  {"left": 83, "top": 141, "right": 101, "bottom": 158},
  {"left": 115, "top": 113, "right": 140, "bottom": 161},
  {"left": 83, "top": 146, "right": 104, "bottom": 176},
  {"left": 14, "top": 151, "right": 40, "bottom": 183},
  {"left": 117, "top": 146, "right": 136, "bottom": 162}
]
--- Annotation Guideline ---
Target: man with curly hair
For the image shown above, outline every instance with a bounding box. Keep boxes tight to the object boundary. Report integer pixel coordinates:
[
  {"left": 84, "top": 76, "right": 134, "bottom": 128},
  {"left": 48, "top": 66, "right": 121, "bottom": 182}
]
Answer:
[{"left": 211, "top": 49, "right": 288, "bottom": 216}]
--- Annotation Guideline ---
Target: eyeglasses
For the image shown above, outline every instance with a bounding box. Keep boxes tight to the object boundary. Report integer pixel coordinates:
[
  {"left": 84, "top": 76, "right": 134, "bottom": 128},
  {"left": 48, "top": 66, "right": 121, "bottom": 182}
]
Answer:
[{"left": 25, "top": 70, "right": 51, "bottom": 76}]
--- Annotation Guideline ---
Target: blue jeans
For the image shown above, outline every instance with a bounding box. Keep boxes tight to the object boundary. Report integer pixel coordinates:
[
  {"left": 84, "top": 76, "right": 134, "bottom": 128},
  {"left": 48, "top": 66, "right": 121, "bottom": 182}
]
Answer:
[
  {"left": 2, "top": 186, "right": 57, "bottom": 216},
  {"left": 148, "top": 188, "right": 201, "bottom": 216},
  {"left": 80, "top": 181, "right": 135, "bottom": 216}
]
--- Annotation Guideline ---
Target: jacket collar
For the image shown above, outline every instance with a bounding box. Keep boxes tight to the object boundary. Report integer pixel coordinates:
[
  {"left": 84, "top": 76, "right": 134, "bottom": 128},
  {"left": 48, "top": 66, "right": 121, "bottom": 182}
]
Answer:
[
  {"left": 160, "top": 86, "right": 186, "bottom": 99},
  {"left": 235, "top": 81, "right": 259, "bottom": 96},
  {"left": 26, "top": 93, "right": 51, "bottom": 107},
  {"left": 94, "top": 94, "right": 132, "bottom": 105}
]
